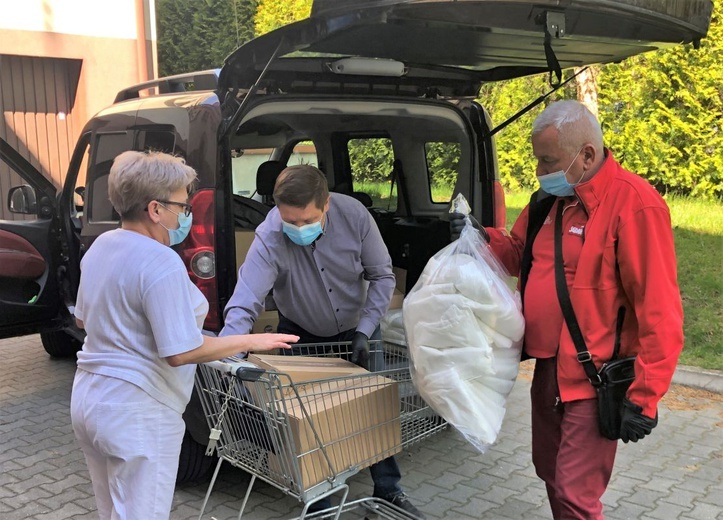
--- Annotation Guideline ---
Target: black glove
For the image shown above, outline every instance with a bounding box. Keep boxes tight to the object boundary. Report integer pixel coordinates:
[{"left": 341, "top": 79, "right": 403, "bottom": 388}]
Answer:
[
  {"left": 350, "top": 331, "right": 370, "bottom": 370},
  {"left": 449, "top": 212, "right": 489, "bottom": 242},
  {"left": 619, "top": 398, "right": 658, "bottom": 443}
]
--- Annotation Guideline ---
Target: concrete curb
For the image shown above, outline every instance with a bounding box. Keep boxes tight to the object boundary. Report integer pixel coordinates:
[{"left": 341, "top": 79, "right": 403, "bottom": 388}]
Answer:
[{"left": 672, "top": 364, "right": 723, "bottom": 393}]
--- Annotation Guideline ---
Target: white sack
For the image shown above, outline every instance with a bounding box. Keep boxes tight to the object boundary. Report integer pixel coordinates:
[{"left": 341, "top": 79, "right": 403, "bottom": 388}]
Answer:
[
  {"left": 380, "top": 308, "right": 406, "bottom": 346},
  {"left": 403, "top": 212, "right": 524, "bottom": 453}
]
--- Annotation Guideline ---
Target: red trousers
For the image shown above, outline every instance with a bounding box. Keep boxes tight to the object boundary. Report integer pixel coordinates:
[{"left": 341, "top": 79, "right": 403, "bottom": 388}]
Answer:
[{"left": 531, "top": 358, "right": 618, "bottom": 519}]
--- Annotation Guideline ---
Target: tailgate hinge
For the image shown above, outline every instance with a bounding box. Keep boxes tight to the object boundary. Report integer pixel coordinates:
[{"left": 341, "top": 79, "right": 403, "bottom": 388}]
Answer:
[{"left": 546, "top": 11, "right": 566, "bottom": 39}]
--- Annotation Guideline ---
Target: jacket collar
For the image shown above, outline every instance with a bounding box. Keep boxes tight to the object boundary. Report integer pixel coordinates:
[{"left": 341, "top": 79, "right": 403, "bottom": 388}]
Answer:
[{"left": 573, "top": 149, "right": 616, "bottom": 214}]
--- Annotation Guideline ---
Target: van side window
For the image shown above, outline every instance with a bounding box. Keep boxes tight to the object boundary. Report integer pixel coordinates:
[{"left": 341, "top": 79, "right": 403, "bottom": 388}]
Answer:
[
  {"left": 348, "top": 137, "right": 396, "bottom": 211},
  {"left": 231, "top": 148, "right": 273, "bottom": 198},
  {"left": 288, "top": 141, "right": 318, "bottom": 168},
  {"left": 425, "top": 141, "right": 460, "bottom": 203},
  {"left": 87, "top": 130, "right": 176, "bottom": 223},
  {"left": 134, "top": 130, "right": 175, "bottom": 154},
  {"left": 87, "top": 133, "right": 133, "bottom": 223}
]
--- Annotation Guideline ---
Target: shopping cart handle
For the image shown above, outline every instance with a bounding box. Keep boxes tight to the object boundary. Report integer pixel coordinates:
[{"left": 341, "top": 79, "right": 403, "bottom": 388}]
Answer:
[
  {"left": 203, "top": 359, "right": 265, "bottom": 382},
  {"left": 235, "top": 364, "right": 264, "bottom": 382}
]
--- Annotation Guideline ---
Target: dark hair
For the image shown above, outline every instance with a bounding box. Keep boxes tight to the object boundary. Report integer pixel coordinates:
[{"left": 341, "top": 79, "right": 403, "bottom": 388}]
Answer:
[{"left": 273, "top": 164, "right": 329, "bottom": 210}]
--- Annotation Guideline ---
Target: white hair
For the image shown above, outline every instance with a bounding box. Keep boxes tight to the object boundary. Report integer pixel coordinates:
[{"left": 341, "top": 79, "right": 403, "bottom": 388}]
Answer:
[
  {"left": 532, "top": 100, "right": 604, "bottom": 156},
  {"left": 108, "top": 150, "right": 197, "bottom": 220}
]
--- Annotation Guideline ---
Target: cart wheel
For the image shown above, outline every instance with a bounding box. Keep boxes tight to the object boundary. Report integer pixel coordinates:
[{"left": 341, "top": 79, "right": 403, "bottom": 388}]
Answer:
[
  {"left": 176, "top": 431, "right": 215, "bottom": 484},
  {"left": 41, "top": 331, "right": 82, "bottom": 358}
]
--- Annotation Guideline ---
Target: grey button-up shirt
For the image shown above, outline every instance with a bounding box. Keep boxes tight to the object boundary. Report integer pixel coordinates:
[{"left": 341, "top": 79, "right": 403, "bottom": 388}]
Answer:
[{"left": 222, "top": 193, "right": 395, "bottom": 338}]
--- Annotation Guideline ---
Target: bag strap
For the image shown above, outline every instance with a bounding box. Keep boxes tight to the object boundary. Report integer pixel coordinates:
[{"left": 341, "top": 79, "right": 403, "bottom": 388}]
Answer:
[
  {"left": 613, "top": 305, "right": 626, "bottom": 359},
  {"left": 519, "top": 191, "right": 556, "bottom": 304},
  {"left": 553, "top": 200, "right": 602, "bottom": 387}
]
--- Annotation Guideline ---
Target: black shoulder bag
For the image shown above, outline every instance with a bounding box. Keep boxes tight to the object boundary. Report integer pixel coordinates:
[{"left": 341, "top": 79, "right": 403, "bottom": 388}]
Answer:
[{"left": 553, "top": 201, "right": 636, "bottom": 440}]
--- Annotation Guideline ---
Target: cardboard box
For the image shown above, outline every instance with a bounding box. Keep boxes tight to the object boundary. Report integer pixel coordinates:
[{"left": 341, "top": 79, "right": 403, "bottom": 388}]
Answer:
[
  {"left": 389, "top": 288, "right": 405, "bottom": 310},
  {"left": 235, "top": 230, "right": 256, "bottom": 269},
  {"left": 252, "top": 310, "right": 279, "bottom": 334},
  {"left": 236, "top": 232, "right": 278, "bottom": 333},
  {"left": 247, "top": 354, "right": 367, "bottom": 386},
  {"left": 266, "top": 374, "right": 401, "bottom": 490},
  {"left": 392, "top": 266, "right": 407, "bottom": 294}
]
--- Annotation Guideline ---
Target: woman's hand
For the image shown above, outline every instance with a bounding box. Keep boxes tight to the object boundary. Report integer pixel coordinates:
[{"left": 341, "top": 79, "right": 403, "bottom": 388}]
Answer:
[
  {"left": 166, "top": 333, "right": 298, "bottom": 366},
  {"left": 249, "top": 333, "right": 299, "bottom": 352}
]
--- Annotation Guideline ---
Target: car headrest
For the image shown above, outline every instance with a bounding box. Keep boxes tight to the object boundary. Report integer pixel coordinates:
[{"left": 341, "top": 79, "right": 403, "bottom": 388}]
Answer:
[
  {"left": 256, "top": 161, "right": 285, "bottom": 197},
  {"left": 351, "top": 191, "right": 373, "bottom": 208}
]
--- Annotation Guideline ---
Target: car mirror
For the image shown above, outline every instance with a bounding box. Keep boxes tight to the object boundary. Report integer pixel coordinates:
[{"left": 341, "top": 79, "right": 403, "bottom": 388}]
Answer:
[
  {"left": 74, "top": 186, "right": 86, "bottom": 213},
  {"left": 8, "top": 185, "right": 38, "bottom": 215}
]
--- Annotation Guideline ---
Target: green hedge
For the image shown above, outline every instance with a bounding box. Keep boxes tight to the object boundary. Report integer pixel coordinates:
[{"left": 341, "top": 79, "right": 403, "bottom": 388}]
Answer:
[{"left": 480, "top": 4, "right": 722, "bottom": 199}]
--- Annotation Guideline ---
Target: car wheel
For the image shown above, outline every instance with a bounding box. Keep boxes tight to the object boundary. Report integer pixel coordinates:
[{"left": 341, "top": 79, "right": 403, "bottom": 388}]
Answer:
[
  {"left": 176, "top": 430, "right": 215, "bottom": 484},
  {"left": 40, "top": 330, "right": 82, "bottom": 358}
]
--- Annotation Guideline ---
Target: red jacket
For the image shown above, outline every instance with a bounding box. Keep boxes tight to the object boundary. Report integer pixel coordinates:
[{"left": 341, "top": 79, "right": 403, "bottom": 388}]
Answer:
[{"left": 488, "top": 152, "right": 683, "bottom": 418}]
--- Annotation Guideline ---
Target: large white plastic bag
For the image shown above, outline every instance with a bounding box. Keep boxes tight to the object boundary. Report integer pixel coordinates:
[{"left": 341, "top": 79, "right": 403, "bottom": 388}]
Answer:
[
  {"left": 403, "top": 217, "right": 524, "bottom": 453},
  {"left": 380, "top": 308, "right": 406, "bottom": 346}
]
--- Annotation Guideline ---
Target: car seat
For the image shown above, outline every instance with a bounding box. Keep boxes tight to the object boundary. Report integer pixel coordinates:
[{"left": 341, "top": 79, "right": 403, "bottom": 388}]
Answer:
[
  {"left": 256, "top": 160, "right": 286, "bottom": 206},
  {"left": 351, "top": 191, "right": 373, "bottom": 208},
  {"left": 231, "top": 162, "right": 286, "bottom": 230}
]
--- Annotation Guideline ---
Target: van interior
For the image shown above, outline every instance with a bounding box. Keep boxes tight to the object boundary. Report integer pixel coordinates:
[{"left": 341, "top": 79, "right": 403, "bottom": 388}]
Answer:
[{"left": 228, "top": 98, "right": 477, "bottom": 330}]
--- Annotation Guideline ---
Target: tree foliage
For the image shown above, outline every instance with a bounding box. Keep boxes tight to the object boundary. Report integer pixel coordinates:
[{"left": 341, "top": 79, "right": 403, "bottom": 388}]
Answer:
[
  {"left": 156, "top": 0, "right": 258, "bottom": 77},
  {"left": 478, "top": 76, "right": 576, "bottom": 192},
  {"left": 254, "top": 0, "right": 312, "bottom": 36},
  {"left": 348, "top": 138, "right": 394, "bottom": 184},
  {"left": 596, "top": 4, "right": 722, "bottom": 199},
  {"left": 481, "top": 4, "right": 722, "bottom": 199},
  {"left": 156, "top": 1, "right": 722, "bottom": 198}
]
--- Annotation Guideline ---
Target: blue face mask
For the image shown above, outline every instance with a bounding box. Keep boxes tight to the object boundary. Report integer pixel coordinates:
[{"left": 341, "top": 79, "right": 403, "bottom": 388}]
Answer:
[
  {"left": 538, "top": 149, "right": 585, "bottom": 197},
  {"left": 160, "top": 212, "right": 193, "bottom": 246},
  {"left": 282, "top": 220, "right": 323, "bottom": 246}
]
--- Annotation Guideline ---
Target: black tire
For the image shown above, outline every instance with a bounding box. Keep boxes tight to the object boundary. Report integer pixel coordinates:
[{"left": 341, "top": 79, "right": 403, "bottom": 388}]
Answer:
[
  {"left": 40, "top": 330, "right": 82, "bottom": 358},
  {"left": 176, "top": 430, "right": 215, "bottom": 484}
]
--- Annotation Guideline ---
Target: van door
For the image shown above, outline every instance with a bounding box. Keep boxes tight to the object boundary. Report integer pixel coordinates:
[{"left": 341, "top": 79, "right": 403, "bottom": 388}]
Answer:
[
  {"left": 220, "top": 0, "right": 712, "bottom": 93},
  {"left": 0, "top": 138, "right": 65, "bottom": 339}
]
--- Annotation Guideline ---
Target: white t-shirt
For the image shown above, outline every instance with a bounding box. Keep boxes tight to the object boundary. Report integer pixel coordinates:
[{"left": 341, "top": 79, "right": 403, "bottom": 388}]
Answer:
[{"left": 75, "top": 229, "right": 208, "bottom": 414}]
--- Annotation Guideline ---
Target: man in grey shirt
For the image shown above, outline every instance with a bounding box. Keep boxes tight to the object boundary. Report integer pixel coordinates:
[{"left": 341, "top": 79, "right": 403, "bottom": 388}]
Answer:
[{"left": 222, "top": 164, "right": 424, "bottom": 518}]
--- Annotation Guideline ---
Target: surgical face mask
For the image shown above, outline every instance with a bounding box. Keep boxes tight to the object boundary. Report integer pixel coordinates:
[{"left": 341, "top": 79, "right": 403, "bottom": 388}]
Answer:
[
  {"left": 282, "top": 220, "right": 323, "bottom": 246},
  {"left": 538, "top": 148, "right": 585, "bottom": 197},
  {"left": 159, "top": 206, "right": 193, "bottom": 246}
]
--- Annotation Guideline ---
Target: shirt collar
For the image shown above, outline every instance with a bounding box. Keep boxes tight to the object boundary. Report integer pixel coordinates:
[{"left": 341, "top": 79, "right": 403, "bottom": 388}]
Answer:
[{"left": 573, "top": 149, "right": 616, "bottom": 214}]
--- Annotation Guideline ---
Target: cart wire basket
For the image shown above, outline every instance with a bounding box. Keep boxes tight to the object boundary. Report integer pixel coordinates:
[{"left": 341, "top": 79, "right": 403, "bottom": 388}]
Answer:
[{"left": 194, "top": 340, "right": 446, "bottom": 520}]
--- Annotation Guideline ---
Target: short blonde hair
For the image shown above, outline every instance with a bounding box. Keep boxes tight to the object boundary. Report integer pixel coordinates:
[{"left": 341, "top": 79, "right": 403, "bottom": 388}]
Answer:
[{"left": 108, "top": 151, "right": 197, "bottom": 220}]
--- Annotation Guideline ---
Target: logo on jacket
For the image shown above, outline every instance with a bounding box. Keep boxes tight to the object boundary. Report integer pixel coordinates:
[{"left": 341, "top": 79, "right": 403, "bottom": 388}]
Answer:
[
  {"left": 544, "top": 216, "right": 552, "bottom": 225},
  {"left": 568, "top": 225, "right": 584, "bottom": 236}
]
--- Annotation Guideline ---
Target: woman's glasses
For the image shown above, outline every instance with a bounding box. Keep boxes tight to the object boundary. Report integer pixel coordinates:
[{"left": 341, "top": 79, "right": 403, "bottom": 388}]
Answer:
[{"left": 156, "top": 199, "right": 192, "bottom": 217}]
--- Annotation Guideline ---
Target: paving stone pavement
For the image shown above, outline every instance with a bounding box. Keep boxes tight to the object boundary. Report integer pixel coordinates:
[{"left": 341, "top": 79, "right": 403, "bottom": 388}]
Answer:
[{"left": 1, "top": 334, "right": 721, "bottom": 520}]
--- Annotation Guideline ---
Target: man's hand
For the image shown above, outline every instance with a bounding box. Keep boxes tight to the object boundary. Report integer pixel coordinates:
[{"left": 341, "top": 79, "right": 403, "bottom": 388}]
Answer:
[
  {"left": 449, "top": 212, "right": 489, "bottom": 242},
  {"left": 350, "top": 331, "right": 370, "bottom": 370},
  {"left": 619, "top": 398, "right": 658, "bottom": 443}
]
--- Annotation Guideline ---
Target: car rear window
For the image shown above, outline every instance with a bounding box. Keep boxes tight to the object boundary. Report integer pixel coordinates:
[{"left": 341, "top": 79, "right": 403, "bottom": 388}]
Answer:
[{"left": 425, "top": 141, "right": 460, "bottom": 204}]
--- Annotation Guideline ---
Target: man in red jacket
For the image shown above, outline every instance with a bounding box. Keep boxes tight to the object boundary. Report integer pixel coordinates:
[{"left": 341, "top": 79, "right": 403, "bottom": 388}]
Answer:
[{"left": 450, "top": 100, "right": 683, "bottom": 519}]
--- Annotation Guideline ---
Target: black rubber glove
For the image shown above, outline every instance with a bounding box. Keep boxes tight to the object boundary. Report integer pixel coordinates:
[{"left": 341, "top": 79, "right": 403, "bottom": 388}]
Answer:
[
  {"left": 350, "top": 331, "right": 370, "bottom": 370},
  {"left": 449, "top": 212, "right": 489, "bottom": 242},
  {"left": 619, "top": 398, "right": 658, "bottom": 443}
]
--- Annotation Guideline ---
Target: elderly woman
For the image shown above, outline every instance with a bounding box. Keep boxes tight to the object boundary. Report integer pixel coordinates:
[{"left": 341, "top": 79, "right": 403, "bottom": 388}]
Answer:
[{"left": 70, "top": 150, "right": 298, "bottom": 520}]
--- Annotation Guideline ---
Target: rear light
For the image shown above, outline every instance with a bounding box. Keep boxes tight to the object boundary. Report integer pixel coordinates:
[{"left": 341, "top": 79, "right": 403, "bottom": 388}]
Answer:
[
  {"left": 493, "top": 180, "right": 507, "bottom": 229},
  {"left": 191, "top": 251, "right": 215, "bottom": 279},
  {"left": 179, "top": 188, "right": 221, "bottom": 331}
]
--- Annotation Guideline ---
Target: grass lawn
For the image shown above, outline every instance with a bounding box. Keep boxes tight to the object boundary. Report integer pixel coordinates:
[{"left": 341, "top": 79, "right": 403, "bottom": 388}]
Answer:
[{"left": 503, "top": 191, "right": 723, "bottom": 371}]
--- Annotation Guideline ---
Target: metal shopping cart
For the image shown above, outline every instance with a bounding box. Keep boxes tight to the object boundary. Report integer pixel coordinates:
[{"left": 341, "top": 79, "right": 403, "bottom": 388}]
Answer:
[{"left": 195, "top": 340, "right": 446, "bottom": 520}]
